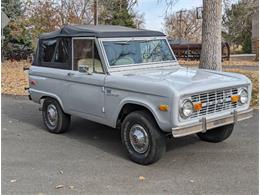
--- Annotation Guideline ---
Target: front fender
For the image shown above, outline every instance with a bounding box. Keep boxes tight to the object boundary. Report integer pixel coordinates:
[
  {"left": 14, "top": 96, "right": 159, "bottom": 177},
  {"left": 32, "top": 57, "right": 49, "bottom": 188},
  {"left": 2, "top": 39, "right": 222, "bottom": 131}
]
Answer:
[{"left": 112, "top": 97, "right": 173, "bottom": 132}]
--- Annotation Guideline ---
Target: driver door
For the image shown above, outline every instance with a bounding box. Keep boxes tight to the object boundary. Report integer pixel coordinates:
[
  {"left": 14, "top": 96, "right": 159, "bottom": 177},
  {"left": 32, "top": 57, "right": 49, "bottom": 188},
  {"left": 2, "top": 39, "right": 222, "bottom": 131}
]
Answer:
[{"left": 66, "top": 38, "right": 105, "bottom": 119}]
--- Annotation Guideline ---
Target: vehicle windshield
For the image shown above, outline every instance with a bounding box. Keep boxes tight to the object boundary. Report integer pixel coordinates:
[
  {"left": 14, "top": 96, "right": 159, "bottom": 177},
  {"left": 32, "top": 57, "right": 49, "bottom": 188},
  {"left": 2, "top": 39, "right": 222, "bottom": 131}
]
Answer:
[{"left": 102, "top": 38, "right": 176, "bottom": 67}]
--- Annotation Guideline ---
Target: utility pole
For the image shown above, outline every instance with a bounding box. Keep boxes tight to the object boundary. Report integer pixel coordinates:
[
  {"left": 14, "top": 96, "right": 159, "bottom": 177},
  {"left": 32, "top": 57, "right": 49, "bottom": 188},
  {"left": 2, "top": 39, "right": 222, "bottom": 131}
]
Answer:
[{"left": 94, "top": 0, "right": 98, "bottom": 25}]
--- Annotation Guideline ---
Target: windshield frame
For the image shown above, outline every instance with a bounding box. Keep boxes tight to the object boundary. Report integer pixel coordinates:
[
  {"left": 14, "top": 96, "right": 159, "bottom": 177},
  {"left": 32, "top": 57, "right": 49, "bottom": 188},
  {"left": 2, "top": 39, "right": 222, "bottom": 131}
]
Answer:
[{"left": 98, "top": 36, "right": 178, "bottom": 71}]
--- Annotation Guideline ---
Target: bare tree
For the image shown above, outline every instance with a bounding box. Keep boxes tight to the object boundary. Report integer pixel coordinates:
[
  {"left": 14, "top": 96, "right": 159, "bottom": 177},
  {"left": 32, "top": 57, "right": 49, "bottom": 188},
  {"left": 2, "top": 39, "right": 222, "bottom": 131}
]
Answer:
[
  {"left": 160, "top": 0, "right": 179, "bottom": 15},
  {"left": 25, "top": 0, "right": 93, "bottom": 30},
  {"left": 133, "top": 12, "right": 145, "bottom": 28},
  {"left": 164, "top": 9, "right": 202, "bottom": 43},
  {"left": 57, "top": 0, "right": 93, "bottom": 25}
]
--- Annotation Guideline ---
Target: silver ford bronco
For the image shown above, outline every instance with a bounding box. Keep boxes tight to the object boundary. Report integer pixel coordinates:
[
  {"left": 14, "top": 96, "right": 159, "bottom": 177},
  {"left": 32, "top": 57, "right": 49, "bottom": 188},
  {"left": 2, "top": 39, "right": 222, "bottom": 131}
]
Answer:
[{"left": 28, "top": 25, "right": 253, "bottom": 165}]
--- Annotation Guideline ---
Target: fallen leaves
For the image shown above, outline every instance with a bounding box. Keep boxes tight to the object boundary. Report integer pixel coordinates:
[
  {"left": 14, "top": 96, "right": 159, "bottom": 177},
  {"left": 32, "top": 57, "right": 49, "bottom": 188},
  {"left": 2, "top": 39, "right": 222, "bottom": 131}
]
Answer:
[
  {"left": 68, "top": 185, "right": 75, "bottom": 189},
  {"left": 10, "top": 179, "right": 17, "bottom": 183},
  {"left": 138, "top": 176, "right": 145, "bottom": 181},
  {"left": 55, "top": 184, "right": 75, "bottom": 190},
  {"left": 54, "top": 169, "right": 76, "bottom": 190},
  {"left": 55, "top": 184, "right": 64, "bottom": 189},
  {"left": 1, "top": 60, "right": 30, "bottom": 96}
]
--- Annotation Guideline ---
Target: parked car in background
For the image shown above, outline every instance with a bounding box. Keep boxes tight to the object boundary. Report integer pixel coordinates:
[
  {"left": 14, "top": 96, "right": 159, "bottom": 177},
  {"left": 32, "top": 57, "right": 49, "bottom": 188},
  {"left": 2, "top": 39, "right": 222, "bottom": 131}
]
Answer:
[{"left": 28, "top": 25, "right": 253, "bottom": 165}]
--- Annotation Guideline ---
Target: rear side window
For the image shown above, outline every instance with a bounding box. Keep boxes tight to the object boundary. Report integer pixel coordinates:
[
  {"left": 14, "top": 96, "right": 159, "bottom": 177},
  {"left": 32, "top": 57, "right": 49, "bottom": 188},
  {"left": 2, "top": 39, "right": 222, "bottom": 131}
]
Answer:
[
  {"left": 54, "top": 39, "right": 69, "bottom": 63},
  {"left": 39, "top": 38, "right": 71, "bottom": 70},
  {"left": 42, "top": 39, "right": 57, "bottom": 62}
]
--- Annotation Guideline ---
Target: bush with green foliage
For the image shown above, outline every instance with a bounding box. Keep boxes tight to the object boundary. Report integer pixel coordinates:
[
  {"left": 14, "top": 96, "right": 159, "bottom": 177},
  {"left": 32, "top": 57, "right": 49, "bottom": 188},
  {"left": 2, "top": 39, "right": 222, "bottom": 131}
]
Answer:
[{"left": 222, "top": 1, "right": 254, "bottom": 53}]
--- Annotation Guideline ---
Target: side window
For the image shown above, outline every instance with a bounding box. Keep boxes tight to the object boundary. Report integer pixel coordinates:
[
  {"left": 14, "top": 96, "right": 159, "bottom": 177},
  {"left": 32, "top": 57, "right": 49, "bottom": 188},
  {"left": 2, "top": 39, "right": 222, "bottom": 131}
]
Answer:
[
  {"left": 40, "top": 38, "right": 71, "bottom": 70},
  {"left": 54, "top": 38, "right": 69, "bottom": 63},
  {"left": 73, "top": 39, "right": 103, "bottom": 73},
  {"left": 42, "top": 39, "right": 57, "bottom": 62}
]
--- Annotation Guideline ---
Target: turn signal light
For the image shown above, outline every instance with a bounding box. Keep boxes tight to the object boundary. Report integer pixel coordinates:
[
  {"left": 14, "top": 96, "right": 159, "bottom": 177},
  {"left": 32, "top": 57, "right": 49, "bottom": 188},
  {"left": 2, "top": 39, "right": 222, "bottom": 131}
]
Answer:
[
  {"left": 231, "top": 95, "right": 240, "bottom": 103},
  {"left": 159, "top": 104, "right": 169, "bottom": 111},
  {"left": 193, "top": 102, "right": 202, "bottom": 111}
]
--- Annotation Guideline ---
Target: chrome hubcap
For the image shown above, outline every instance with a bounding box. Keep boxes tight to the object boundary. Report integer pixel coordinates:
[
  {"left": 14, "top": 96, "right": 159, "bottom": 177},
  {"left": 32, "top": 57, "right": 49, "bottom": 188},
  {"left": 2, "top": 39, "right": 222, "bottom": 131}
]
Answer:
[
  {"left": 129, "top": 124, "right": 149, "bottom": 153},
  {"left": 47, "top": 104, "right": 58, "bottom": 126}
]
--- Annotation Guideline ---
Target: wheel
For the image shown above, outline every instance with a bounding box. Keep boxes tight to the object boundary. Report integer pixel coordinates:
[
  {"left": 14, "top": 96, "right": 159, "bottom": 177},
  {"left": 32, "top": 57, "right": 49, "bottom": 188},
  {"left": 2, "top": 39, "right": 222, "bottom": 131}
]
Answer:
[
  {"left": 42, "top": 98, "right": 71, "bottom": 133},
  {"left": 197, "top": 124, "right": 234, "bottom": 143},
  {"left": 121, "top": 111, "right": 166, "bottom": 165}
]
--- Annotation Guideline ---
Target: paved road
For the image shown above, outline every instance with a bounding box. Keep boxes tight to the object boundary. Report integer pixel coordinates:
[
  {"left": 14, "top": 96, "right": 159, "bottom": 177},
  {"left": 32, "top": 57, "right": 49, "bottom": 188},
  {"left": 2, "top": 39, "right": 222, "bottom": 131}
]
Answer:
[{"left": 2, "top": 95, "right": 259, "bottom": 195}]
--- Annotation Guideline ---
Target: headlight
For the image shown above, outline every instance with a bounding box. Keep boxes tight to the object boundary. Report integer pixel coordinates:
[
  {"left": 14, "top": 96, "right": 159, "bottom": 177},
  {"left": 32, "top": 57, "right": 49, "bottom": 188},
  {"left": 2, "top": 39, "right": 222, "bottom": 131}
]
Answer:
[
  {"left": 239, "top": 88, "right": 248, "bottom": 104},
  {"left": 180, "top": 99, "right": 194, "bottom": 118}
]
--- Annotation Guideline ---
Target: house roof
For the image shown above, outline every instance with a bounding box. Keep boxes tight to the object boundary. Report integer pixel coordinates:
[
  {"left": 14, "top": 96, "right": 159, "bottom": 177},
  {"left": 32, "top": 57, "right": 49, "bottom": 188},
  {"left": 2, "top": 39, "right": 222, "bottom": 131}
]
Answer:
[{"left": 39, "top": 25, "right": 165, "bottom": 39}]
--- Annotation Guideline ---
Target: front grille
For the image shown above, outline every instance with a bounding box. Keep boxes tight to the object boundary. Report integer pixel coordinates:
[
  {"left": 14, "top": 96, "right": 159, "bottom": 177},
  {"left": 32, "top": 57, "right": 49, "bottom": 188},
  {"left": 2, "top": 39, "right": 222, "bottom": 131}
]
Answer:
[{"left": 190, "top": 88, "right": 238, "bottom": 119}]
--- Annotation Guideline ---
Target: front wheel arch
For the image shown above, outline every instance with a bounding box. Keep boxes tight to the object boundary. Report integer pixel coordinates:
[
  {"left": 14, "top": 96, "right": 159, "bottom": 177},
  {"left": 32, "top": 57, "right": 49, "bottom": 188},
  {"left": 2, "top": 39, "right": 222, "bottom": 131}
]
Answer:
[{"left": 116, "top": 103, "right": 162, "bottom": 132}]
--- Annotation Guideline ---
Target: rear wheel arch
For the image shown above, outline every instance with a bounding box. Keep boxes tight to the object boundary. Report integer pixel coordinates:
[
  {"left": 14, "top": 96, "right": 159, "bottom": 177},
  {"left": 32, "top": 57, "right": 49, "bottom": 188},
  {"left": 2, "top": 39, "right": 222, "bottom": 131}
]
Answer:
[{"left": 40, "top": 95, "right": 65, "bottom": 111}]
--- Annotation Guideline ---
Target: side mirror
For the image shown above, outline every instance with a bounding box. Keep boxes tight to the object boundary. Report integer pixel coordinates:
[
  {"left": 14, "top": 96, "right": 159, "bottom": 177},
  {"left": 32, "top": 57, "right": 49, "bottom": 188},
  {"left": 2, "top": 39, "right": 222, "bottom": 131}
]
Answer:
[{"left": 78, "top": 64, "right": 91, "bottom": 74}]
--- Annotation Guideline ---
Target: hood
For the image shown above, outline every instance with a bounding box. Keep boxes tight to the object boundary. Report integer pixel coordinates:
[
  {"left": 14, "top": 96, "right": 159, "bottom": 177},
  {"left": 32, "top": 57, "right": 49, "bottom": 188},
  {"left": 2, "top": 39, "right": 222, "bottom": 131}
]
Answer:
[{"left": 112, "top": 66, "right": 248, "bottom": 93}]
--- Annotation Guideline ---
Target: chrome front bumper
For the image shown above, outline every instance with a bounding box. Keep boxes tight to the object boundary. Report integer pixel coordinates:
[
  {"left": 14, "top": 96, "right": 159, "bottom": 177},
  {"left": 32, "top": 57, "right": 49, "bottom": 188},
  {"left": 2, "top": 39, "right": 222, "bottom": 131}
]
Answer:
[{"left": 172, "top": 108, "right": 253, "bottom": 138}]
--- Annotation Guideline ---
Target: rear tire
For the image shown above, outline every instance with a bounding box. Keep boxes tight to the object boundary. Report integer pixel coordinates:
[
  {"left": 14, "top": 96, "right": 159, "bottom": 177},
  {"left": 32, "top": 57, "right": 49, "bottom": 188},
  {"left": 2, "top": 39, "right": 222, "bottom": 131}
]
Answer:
[
  {"left": 42, "top": 98, "right": 70, "bottom": 134},
  {"left": 197, "top": 124, "right": 234, "bottom": 143},
  {"left": 121, "top": 110, "right": 166, "bottom": 165}
]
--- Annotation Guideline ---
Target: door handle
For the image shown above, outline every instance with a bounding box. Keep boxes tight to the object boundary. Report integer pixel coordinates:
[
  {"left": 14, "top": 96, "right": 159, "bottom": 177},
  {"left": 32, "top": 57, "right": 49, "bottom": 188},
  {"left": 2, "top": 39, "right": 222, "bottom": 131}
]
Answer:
[{"left": 67, "top": 72, "right": 75, "bottom": 76}]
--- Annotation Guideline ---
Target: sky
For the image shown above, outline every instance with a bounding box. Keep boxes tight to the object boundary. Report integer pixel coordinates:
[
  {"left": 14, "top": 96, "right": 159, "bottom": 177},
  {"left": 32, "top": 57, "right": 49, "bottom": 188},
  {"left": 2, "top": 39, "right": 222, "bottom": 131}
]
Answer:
[
  {"left": 135, "top": 0, "right": 203, "bottom": 32},
  {"left": 135, "top": 0, "right": 238, "bottom": 32}
]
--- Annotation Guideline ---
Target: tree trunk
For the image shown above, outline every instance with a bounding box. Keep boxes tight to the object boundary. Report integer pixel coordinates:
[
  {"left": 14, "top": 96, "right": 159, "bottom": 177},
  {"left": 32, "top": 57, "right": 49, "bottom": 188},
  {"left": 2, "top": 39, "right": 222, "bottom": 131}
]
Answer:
[{"left": 199, "top": 0, "right": 222, "bottom": 70}]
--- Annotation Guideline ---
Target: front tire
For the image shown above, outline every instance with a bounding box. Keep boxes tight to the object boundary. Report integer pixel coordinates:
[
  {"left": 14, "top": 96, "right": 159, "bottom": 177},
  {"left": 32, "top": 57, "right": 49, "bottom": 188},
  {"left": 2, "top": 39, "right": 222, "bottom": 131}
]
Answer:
[
  {"left": 121, "top": 111, "right": 166, "bottom": 165},
  {"left": 42, "top": 98, "right": 71, "bottom": 134},
  {"left": 197, "top": 124, "right": 234, "bottom": 143}
]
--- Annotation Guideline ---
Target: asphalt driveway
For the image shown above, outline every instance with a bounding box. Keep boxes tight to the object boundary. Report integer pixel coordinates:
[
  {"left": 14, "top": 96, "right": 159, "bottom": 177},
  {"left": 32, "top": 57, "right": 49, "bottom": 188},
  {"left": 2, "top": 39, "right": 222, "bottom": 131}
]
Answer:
[{"left": 2, "top": 95, "right": 259, "bottom": 195}]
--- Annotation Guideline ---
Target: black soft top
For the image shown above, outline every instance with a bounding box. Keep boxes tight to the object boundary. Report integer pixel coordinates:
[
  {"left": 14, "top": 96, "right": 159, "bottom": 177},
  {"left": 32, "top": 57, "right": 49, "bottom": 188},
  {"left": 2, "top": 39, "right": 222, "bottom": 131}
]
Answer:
[{"left": 39, "top": 25, "right": 165, "bottom": 39}]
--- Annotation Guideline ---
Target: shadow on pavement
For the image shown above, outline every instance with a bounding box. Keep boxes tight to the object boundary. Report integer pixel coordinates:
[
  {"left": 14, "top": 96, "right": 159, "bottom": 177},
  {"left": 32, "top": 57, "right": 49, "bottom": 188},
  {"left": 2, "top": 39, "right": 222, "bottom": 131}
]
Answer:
[{"left": 2, "top": 95, "right": 201, "bottom": 160}]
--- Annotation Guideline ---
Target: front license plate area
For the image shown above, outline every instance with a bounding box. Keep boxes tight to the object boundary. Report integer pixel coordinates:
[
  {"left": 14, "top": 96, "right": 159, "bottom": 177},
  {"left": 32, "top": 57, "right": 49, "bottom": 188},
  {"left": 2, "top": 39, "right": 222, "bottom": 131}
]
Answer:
[{"left": 213, "top": 118, "right": 229, "bottom": 126}]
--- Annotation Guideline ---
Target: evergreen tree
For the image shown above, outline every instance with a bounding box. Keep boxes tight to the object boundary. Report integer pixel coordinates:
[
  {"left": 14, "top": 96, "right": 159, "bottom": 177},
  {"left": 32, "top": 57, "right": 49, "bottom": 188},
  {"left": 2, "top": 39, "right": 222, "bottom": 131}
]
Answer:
[
  {"left": 99, "top": 0, "right": 136, "bottom": 27},
  {"left": 1, "top": 0, "right": 22, "bottom": 19},
  {"left": 222, "top": 1, "right": 254, "bottom": 53},
  {"left": 2, "top": 0, "right": 33, "bottom": 60}
]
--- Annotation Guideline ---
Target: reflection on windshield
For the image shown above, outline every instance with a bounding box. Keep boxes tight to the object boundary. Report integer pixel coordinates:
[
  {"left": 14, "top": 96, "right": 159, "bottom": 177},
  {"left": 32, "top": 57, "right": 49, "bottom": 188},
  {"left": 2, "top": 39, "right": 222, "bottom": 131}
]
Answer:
[{"left": 103, "top": 39, "right": 176, "bottom": 66}]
